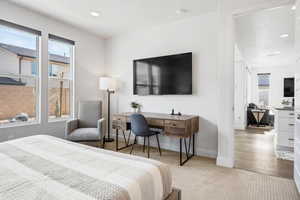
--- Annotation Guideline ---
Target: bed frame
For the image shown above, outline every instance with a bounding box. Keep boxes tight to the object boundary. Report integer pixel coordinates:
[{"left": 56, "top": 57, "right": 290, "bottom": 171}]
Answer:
[{"left": 165, "top": 188, "right": 181, "bottom": 200}]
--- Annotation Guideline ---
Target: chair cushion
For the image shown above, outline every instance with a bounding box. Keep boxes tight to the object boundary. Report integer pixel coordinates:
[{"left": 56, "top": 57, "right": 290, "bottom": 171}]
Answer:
[
  {"left": 67, "top": 128, "right": 100, "bottom": 141},
  {"left": 150, "top": 127, "right": 163, "bottom": 132},
  {"left": 78, "top": 101, "right": 102, "bottom": 128}
]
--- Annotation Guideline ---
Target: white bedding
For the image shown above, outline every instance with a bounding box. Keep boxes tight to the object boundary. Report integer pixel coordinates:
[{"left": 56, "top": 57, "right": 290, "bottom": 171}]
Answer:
[{"left": 0, "top": 135, "right": 172, "bottom": 200}]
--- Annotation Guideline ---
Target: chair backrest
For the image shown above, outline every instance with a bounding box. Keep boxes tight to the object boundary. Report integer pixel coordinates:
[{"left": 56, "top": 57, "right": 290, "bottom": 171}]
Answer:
[
  {"left": 248, "top": 103, "right": 257, "bottom": 109},
  {"left": 130, "top": 114, "right": 149, "bottom": 136},
  {"left": 78, "top": 101, "right": 102, "bottom": 128}
]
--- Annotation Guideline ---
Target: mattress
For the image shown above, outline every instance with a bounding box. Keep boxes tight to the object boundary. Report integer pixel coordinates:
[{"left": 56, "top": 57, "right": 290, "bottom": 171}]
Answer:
[{"left": 0, "top": 135, "right": 172, "bottom": 200}]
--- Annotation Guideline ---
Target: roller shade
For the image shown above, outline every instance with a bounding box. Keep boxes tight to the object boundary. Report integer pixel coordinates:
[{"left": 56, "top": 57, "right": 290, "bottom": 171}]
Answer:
[
  {"left": 0, "top": 19, "right": 41, "bottom": 36},
  {"left": 49, "top": 34, "right": 75, "bottom": 45}
]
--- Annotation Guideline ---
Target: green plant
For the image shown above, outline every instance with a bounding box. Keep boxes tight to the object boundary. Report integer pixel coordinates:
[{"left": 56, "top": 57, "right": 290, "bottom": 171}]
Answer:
[{"left": 131, "top": 102, "right": 140, "bottom": 109}]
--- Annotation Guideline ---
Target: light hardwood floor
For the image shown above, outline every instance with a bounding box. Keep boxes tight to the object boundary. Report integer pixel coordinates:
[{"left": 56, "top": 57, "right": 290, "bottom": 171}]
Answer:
[
  {"left": 80, "top": 138, "right": 299, "bottom": 200},
  {"left": 235, "top": 128, "right": 294, "bottom": 179}
]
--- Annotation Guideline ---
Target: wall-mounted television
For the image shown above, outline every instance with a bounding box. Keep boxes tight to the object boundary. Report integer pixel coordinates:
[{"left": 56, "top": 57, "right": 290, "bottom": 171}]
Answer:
[
  {"left": 133, "top": 52, "right": 192, "bottom": 95},
  {"left": 284, "top": 77, "right": 294, "bottom": 97}
]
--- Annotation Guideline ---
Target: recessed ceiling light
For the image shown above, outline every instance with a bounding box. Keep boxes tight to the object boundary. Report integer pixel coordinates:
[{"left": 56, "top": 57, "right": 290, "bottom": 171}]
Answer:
[
  {"left": 292, "top": 5, "right": 296, "bottom": 10},
  {"left": 176, "top": 9, "right": 188, "bottom": 15},
  {"left": 267, "top": 51, "right": 281, "bottom": 56},
  {"left": 90, "top": 11, "right": 100, "bottom": 17},
  {"left": 280, "top": 34, "right": 289, "bottom": 38}
]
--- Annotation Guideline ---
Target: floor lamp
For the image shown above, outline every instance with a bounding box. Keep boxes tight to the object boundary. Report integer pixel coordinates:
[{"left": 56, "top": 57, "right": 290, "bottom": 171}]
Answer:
[{"left": 99, "top": 77, "right": 116, "bottom": 143}]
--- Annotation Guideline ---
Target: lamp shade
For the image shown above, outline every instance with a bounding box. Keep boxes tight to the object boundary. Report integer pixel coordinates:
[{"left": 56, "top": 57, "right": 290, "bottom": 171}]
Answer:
[{"left": 99, "top": 77, "right": 116, "bottom": 91}]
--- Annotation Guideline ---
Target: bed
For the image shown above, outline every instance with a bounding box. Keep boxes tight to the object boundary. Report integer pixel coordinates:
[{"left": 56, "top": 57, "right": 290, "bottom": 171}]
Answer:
[{"left": 0, "top": 135, "right": 180, "bottom": 200}]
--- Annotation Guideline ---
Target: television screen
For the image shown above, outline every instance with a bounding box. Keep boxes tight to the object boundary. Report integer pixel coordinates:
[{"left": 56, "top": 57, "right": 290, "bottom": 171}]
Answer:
[
  {"left": 284, "top": 77, "right": 294, "bottom": 97},
  {"left": 133, "top": 52, "right": 192, "bottom": 95}
]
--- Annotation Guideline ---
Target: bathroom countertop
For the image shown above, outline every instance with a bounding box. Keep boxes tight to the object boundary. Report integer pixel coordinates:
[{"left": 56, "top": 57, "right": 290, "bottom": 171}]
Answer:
[{"left": 275, "top": 107, "right": 294, "bottom": 111}]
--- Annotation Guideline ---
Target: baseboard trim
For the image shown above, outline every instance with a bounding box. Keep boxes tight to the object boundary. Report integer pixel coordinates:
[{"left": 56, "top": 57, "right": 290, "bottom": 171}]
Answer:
[
  {"left": 217, "top": 156, "right": 234, "bottom": 168},
  {"left": 196, "top": 148, "right": 217, "bottom": 158},
  {"left": 234, "top": 122, "right": 246, "bottom": 130}
]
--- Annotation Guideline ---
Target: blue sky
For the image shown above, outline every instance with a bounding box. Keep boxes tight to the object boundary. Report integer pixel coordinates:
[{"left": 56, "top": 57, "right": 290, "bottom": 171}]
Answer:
[{"left": 0, "top": 25, "right": 70, "bottom": 57}]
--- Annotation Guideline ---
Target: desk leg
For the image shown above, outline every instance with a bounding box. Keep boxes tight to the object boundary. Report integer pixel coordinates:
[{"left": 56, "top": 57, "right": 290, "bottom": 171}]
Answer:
[
  {"left": 180, "top": 138, "right": 182, "bottom": 165},
  {"left": 116, "top": 129, "right": 119, "bottom": 151},
  {"left": 193, "top": 134, "right": 195, "bottom": 156},
  {"left": 115, "top": 129, "right": 134, "bottom": 151},
  {"left": 179, "top": 134, "right": 195, "bottom": 166}
]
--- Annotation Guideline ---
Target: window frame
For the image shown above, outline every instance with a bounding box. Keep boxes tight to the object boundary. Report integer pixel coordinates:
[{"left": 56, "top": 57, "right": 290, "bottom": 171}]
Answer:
[
  {"left": 257, "top": 73, "right": 271, "bottom": 107},
  {"left": 0, "top": 20, "right": 41, "bottom": 127},
  {"left": 47, "top": 34, "right": 75, "bottom": 122},
  {"left": 0, "top": 20, "right": 77, "bottom": 128}
]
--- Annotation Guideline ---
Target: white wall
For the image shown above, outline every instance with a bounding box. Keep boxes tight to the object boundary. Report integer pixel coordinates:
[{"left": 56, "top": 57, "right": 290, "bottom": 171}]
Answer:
[
  {"left": 234, "top": 46, "right": 248, "bottom": 130},
  {"left": 216, "top": 0, "right": 235, "bottom": 167},
  {"left": 247, "top": 68, "right": 252, "bottom": 104},
  {"left": 250, "top": 65, "right": 297, "bottom": 107},
  {"left": 105, "top": 13, "right": 219, "bottom": 158},
  {"left": 0, "top": 1, "right": 105, "bottom": 142}
]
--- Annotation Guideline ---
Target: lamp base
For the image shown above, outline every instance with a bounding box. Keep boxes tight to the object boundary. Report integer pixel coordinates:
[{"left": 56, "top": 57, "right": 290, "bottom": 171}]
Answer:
[{"left": 105, "top": 137, "right": 115, "bottom": 143}]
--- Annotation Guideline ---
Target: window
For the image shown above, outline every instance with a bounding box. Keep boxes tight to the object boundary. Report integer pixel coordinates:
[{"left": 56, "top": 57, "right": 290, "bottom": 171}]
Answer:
[
  {"left": 0, "top": 20, "right": 41, "bottom": 126},
  {"left": 48, "top": 34, "right": 74, "bottom": 120},
  {"left": 257, "top": 73, "right": 270, "bottom": 106}
]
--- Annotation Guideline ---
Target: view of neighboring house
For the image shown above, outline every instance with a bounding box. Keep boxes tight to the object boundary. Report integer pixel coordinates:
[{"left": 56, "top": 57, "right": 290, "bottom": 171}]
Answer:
[
  {"left": 0, "top": 42, "right": 70, "bottom": 78},
  {"left": 0, "top": 42, "right": 71, "bottom": 123}
]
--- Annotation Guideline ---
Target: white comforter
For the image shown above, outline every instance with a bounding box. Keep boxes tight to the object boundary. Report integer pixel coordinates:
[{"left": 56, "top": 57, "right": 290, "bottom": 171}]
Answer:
[{"left": 0, "top": 135, "right": 172, "bottom": 200}]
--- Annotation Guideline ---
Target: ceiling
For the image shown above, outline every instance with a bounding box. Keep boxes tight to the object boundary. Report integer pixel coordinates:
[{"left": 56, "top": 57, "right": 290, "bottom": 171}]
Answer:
[
  {"left": 235, "top": 4, "right": 296, "bottom": 68},
  {"left": 7, "top": 0, "right": 218, "bottom": 38},
  {"left": 232, "top": 0, "right": 295, "bottom": 14}
]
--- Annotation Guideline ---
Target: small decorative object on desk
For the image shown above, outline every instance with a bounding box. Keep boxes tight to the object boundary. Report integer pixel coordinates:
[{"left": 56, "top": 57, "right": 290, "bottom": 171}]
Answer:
[
  {"left": 131, "top": 102, "right": 141, "bottom": 113},
  {"left": 171, "top": 109, "right": 175, "bottom": 115},
  {"left": 171, "top": 109, "right": 182, "bottom": 116}
]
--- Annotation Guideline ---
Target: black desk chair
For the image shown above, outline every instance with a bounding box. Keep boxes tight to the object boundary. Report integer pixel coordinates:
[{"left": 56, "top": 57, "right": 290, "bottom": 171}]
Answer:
[{"left": 130, "top": 113, "right": 162, "bottom": 158}]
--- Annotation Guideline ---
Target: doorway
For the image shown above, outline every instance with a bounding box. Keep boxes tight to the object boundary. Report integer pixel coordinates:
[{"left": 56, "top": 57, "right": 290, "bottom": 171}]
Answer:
[{"left": 233, "top": 4, "right": 295, "bottom": 179}]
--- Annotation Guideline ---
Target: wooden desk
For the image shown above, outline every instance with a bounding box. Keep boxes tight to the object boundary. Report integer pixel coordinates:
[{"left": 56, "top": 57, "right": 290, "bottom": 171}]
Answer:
[{"left": 112, "top": 112, "right": 199, "bottom": 165}]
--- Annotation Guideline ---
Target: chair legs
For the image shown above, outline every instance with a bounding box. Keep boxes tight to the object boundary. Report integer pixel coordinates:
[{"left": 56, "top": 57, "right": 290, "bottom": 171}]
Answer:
[
  {"left": 102, "top": 137, "right": 106, "bottom": 149},
  {"left": 130, "top": 134, "right": 161, "bottom": 158},
  {"left": 147, "top": 136, "right": 150, "bottom": 158},
  {"left": 130, "top": 136, "right": 137, "bottom": 154}
]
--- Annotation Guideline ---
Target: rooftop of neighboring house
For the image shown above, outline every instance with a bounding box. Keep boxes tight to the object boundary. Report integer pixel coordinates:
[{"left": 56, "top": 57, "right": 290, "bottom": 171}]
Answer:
[
  {"left": 0, "top": 77, "right": 25, "bottom": 85},
  {"left": 0, "top": 43, "right": 70, "bottom": 64}
]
